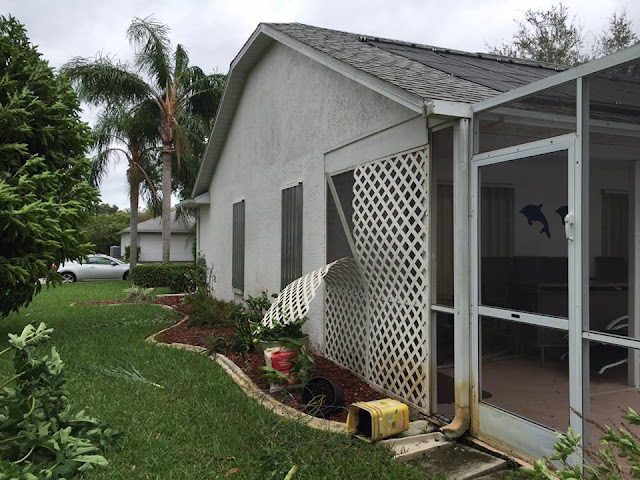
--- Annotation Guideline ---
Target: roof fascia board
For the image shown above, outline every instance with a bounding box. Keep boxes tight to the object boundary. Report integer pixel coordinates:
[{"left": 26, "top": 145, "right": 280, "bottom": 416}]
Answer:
[
  {"left": 261, "top": 25, "right": 425, "bottom": 114},
  {"left": 425, "top": 99, "right": 472, "bottom": 118},
  {"left": 473, "top": 43, "right": 640, "bottom": 113},
  {"left": 177, "top": 192, "right": 211, "bottom": 209}
]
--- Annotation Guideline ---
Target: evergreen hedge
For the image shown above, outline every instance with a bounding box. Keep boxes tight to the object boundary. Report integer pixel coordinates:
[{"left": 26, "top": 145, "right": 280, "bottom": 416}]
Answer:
[{"left": 131, "top": 263, "right": 194, "bottom": 293}]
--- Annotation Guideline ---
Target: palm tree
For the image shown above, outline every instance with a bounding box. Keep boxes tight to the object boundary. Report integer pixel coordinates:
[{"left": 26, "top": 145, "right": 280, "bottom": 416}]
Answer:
[
  {"left": 63, "top": 16, "right": 224, "bottom": 262},
  {"left": 91, "top": 103, "right": 160, "bottom": 269}
]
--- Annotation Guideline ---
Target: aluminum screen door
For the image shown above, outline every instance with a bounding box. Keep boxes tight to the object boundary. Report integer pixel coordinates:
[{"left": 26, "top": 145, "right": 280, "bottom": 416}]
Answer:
[
  {"left": 471, "top": 136, "right": 579, "bottom": 460},
  {"left": 325, "top": 146, "right": 430, "bottom": 412}
]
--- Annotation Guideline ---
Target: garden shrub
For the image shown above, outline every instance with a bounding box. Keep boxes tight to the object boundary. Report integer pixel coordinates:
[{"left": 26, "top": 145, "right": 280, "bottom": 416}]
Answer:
[
  {"left": 131, "top": 263, "right": 194, "bottom": 293},
  {"left": 124, "top": 285, "right": 155, "bottom": 302},
  {"left": 523, "top": 408, "right": 640, "bottom": 480},
  {"left": 187, "top": 292, "right": 234, "bottom": 327}
]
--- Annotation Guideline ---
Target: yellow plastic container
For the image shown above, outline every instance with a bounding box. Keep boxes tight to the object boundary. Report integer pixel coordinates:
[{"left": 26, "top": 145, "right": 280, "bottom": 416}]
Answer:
[{"left": 346, "top": 399, "right": 409, "bottom": 441}]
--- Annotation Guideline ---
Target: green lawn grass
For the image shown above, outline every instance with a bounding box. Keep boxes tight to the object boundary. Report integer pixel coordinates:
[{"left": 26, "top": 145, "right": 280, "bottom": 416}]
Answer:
[{"left": 0, "top": 282, "right": 426, "bottom": 479}]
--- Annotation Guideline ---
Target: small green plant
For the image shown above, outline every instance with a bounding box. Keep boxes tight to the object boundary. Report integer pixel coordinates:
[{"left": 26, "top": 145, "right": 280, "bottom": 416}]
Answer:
[
  {"left": 229, "top": 303, "right": 254, "bottom": 357},
  {"left": 283, "top": 338, "right": 315, "bottom": 385},
  {"left": 206, "top": 334, "right": 227, "bottom": 356},
  {"left": 0, "top": 323, "right": 123, "bottom": 478},
  {"left": 225, "top": 293, "right": 273, "bottom": 356},
  {"left": 253, "top": 316, "right": 308, "bottom": 342},
  {"left": 261, "top": 366, "right": 293, "bottom": 386},
  {"left": 124, "top": 285, "right": 155, "bottom": 302},
  {"left": 186, "top": 253, "right": 214, "bottom": 293},
  {"left": 187, "top": 293, "right": 234, "bottom": 327},
  {"left": 522, "top": 408, "right": 640, "bottom": 480},
  {"left": 244, "top": 292, "right": 272, "bottom": 323},
  {"left": 261, "top": 339, "right": 315, "bottom": 386}
]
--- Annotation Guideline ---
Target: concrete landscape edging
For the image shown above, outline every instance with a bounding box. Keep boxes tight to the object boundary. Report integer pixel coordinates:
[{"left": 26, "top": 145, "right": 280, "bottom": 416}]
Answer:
[{"left": 145, "top": 311, "right": 347, "bottom": 435}]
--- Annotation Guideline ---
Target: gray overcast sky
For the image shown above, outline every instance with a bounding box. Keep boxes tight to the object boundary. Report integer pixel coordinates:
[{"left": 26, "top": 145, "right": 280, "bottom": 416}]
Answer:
[{"left": 5, "top": 0, "right": 639, "bottom": 209}]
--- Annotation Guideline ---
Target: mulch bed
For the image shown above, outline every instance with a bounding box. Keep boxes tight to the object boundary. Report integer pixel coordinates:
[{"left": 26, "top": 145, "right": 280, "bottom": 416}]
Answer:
[{"left": 154, "top": 299, "right": 385, "bottom": 423}]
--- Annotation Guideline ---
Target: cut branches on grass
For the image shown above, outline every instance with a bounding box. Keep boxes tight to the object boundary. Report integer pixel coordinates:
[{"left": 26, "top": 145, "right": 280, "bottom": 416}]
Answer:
[
  {"left": 0, "top": 322, "right": 123, "bottom": 478},
  {"left": 86, "top": 362, "right": 164, "bottom": 389}
]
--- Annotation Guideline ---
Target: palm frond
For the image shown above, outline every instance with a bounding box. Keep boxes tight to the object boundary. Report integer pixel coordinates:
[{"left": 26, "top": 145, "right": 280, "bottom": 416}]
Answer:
[
  {"left": 174, "top": 44, "right": 190, "bottom": 82},
  {"left": 90, "top": 148, "right": 123, "bottom": 187},
  {"left": 134, "top": 161, "right": 160, "bottom": 203},
  {"left": 61, "top": 54, "right": 153, "bottom": 105},
  {"left": 183, "top": 73, "right": 226, "bottom": 123},
  {"left": 87, "top": 362, "right": 164, "bottom": 388},
  {"left": 127, "top": 16, "right": 172, "bottom": 91}
]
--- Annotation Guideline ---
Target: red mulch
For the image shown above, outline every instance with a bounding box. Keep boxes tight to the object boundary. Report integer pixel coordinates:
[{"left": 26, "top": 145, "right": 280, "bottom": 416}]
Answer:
[{"left": 154, "top": 300, "right": 385, "bottom": 423}]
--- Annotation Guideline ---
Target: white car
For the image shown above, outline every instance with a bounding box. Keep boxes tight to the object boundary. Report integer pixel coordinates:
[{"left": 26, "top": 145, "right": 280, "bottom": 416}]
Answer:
[{"left": 57, "top": 254, "right": 130, "bottom": 283}]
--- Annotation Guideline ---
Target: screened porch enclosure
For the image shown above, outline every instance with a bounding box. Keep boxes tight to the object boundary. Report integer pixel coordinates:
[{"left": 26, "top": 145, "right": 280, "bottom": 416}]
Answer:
[{"left": 472, "top": 49, "right": 640, "bottom": 458}]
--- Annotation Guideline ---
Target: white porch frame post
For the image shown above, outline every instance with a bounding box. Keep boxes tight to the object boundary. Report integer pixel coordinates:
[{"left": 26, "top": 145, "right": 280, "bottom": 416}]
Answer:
[
  {"left": 428, "top": 129, "right": 438, "bottom": 414},
  {"left": 629, "top": 161, "right": 640, "bottom": 387},
  {"left": 572, "top": 78, "right": 588, "bottom": 444},
  {"left": 442, "top": 118, "right": 471, "bottom": 436}
]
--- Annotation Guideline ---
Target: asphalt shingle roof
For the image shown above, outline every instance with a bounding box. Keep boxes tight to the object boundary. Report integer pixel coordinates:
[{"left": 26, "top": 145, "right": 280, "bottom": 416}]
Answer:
[{"left": 267, "top": 23, "right": 565, "bottom": 103}]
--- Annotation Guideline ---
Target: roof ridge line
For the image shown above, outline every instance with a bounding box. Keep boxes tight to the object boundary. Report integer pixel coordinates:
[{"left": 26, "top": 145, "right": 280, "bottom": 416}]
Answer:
[{"left": 267, "top": 21, "right": 565, "bottom": 71}]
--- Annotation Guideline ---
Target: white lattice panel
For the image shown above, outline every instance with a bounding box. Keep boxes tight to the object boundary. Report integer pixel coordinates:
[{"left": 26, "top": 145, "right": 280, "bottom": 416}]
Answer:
[
  {"left": 325, "top": 147, "right": 430, "bottom": 411},
  {"left": 324, "top": 259, "right": 368, "bottom": 376},
  {"left": 262, "top": 258, "right": 358, "bottom": 328}
]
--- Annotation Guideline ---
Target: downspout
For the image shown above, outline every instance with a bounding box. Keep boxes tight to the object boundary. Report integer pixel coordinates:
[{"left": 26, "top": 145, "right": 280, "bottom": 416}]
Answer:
[{"left": 441, "top": 118, "right": 471, "bottom": 438}]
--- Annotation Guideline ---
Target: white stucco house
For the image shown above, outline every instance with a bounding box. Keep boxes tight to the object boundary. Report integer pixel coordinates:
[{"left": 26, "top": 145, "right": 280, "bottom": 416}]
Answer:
[
  {"left": 120, "top": 213, "right": 195, "bottom": 263},
  {"left": 183, "top": 22, "right": 640, "bottom": 463}
]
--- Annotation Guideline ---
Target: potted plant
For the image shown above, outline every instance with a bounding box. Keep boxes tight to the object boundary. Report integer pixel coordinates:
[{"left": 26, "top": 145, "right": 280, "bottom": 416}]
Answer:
[
  {"left": 261, "top": 337, "right": 315, "bottom": 392},
  {"left": 252, "top": 316, "right": 310, "bottom": 353}
]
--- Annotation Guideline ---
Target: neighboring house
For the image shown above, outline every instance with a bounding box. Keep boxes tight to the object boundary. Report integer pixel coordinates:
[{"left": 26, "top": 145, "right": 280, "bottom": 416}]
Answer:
[
  {"left": 120, "top": 213, "right": 195, "bottom": 263},
  {"left": 182, "top": 22, "right": 640, "bottom": 464}
]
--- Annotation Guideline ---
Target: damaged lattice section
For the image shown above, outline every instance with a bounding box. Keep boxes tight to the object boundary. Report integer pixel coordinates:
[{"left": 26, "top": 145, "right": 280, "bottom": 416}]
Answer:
[
  {"left": 264, "top": 147, "right": 430, "bottom": 413},
  {"left": 261, "top": 258, "right": 362, "bottom": 328},
  {"left": 324, "top": 259, "right": 368, "bottom": 376}
]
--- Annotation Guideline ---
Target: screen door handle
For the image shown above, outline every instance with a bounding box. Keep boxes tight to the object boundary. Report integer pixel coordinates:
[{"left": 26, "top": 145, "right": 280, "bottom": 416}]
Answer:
[{"left": 564, "top": 213, "right": 574, "bottom": 241}]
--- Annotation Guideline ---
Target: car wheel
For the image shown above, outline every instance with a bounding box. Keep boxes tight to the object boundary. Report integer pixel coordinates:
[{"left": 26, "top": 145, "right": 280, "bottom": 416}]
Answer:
[
  {"left": 61, "top": 272, "right": 76, "bottom": 284},
  {"left": 123, "top": 271, "right": 130, "bottom": 281}
]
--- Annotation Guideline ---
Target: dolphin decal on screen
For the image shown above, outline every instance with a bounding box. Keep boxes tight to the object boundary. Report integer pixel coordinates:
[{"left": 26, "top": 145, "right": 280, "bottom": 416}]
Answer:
[
  {"left": 520, "top": 204, "right": 551, "bottom": 239},
  {"left": 556, "top": 205, "right": 568, "bottom": 225}
]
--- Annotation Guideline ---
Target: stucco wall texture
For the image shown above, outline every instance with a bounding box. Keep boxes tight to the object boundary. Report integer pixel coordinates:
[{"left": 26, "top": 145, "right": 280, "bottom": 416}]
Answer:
[
  {"left": 121, "top": 232, "right": 194, "bottom": 263},
  {"left": 198, "top": 42, "right": 427, "bottom": 352}
]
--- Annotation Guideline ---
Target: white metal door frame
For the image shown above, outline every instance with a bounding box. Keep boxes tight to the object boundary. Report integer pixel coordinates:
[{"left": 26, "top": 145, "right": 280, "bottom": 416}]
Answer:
[{"left": 470, "top": 133, "right": 582, "bottom": 459}]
